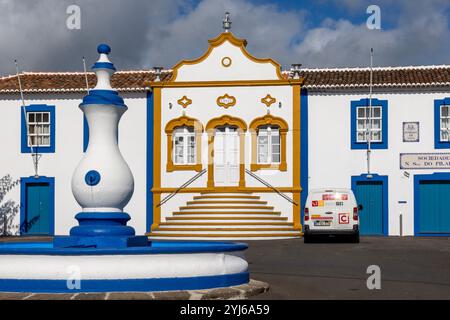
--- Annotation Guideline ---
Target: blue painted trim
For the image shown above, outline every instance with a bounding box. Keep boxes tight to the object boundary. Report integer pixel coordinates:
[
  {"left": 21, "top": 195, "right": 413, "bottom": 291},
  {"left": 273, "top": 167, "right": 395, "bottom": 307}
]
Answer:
[
  {"left": 97, "top": 44, "right": 111, "bottom": 54},
  {"left": 146, "top": 91, "right": 154, "bottom": 232},
  {"left": 80, "top": 89, "right": 125, "bottom": 107},
  {"left": 413, "top": 172, "right": 450, "bottom": 236},
  {"left": 70, "top": 212, "right": 135, "bottom": 237},
  {"left": 0, "top": 240, "right": 248, "bottom": 255},
  {"left": 350, "top": 98, "right": 388, "bottom": 150},
  {"left": 83, "top": 115, "right": 89, "bottom": 152},
  {"left": 21, "top": 104, "right": 55, "bottom": 153},
  {"left": 351, "top": 173, "right": 389, "bottom": 236},
  {"left": 300, "top": 88, "right": 309, "bottom": 223},
  {"left": 19, "top": 176, "right": 55, "bottom": 236},
  {"left": 434, "top": 98, "right": 450, "bottom": 149},
  {"left": 92, "top": 62, "right": 116, "bottom": 71},
  {"left": 0, "top": 272, "right": 249, "bottom": 293}
]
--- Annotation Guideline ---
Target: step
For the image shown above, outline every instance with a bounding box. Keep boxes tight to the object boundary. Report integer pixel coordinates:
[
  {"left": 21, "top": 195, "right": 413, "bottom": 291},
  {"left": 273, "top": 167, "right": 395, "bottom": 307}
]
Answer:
[
  {"left": 193, "top": 195, "right": 260, "bottom": 200},
  {"left": 173, "top": 211, "right": 281, "bottom": 215},
  {"left": 165, "top": 216, "right": 288, "bottom": 221},
  {"left": 147, "top": 232, "right": 301, "bottom": 238},
  {"left": 155, "top": 227, "right": 299, "bottom": 232},
  {"left": 186, "top": 200, "right": 267, "bottom": 205},
  {"left": 200, "top": 192, "right": 253, "bottom": 195},
  {"left": 179, "top": 205, "right": 274, "bottom": 211},
  {"left": 160, "top": 222, "right": 293, "bottom": 226},
  {"left": 152, "top": 229, "right": 300, "bottom": 235}
]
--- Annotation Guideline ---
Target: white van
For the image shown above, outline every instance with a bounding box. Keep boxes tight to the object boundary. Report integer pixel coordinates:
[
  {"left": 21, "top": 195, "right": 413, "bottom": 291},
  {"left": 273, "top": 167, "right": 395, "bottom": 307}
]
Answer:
[{"left": 304, "top": 188, "right": 360, "bottom": 243}]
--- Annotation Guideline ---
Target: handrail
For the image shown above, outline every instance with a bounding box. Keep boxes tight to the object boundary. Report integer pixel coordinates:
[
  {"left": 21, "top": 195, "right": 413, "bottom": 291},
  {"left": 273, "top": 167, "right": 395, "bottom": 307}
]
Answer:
[
  {"left": 245, "top": 169, "right": 298, "bottom": 206},
  {"left": 157, "top": 169, "right": 207, "bottom": 207}
]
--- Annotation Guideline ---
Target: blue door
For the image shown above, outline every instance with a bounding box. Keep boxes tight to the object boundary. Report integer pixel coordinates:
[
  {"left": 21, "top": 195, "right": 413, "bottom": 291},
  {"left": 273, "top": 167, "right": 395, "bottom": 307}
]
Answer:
[
  {"left": 418, "top": 180, "right": 450, "bottom": 234},
  {"left": 24, "top": 183, "right": 51, "bottom": 235},
  {"left": 354, "top": 181, "right": 384, "bottom": 235}
]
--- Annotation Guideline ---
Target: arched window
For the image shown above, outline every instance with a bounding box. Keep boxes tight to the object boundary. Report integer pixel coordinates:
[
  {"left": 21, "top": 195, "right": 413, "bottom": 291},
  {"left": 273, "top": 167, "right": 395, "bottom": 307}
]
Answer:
[
  {"left": 165, "top": 116, "right": 203, "bottom": 172},
  {"left": 250, "top": 115, "right": 288, "bottom": 171}
]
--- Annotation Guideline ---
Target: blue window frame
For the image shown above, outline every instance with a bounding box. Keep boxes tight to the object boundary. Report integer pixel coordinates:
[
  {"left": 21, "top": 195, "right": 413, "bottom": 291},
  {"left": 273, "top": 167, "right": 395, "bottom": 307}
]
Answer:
[
  {"left": 351, "top": 98, "right": 388, "bottom": 149},
  {"left": 434, "top": 97, "right": 450, "bottom": 149},
  {"left": 21, "top": 104, "right": 55, "bottom": 153}
]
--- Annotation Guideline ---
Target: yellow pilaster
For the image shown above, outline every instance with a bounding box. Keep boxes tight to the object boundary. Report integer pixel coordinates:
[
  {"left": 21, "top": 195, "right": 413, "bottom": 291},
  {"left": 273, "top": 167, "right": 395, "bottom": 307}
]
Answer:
[
  {"left": 151, "top": 86, "right": 162, "bottom": 231},
  {"left": 292, "top": 83, "right": 302, "bottom": 230}
]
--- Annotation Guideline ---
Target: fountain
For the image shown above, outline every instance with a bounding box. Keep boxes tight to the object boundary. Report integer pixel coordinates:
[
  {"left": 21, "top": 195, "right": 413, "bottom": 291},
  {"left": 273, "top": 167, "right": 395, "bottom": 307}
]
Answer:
[{"left": 0, "top": 44, "right": 249, "bottom": 293}]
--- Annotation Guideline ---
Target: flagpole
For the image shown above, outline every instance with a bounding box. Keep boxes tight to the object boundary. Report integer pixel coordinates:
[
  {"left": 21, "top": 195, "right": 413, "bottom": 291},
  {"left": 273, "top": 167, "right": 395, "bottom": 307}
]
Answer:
[
  {"left": 15, "top": 60, "right": 40, "bottom": 178},
  {"left": 367, "top": 48, "right": 374, "bottom": 179}
]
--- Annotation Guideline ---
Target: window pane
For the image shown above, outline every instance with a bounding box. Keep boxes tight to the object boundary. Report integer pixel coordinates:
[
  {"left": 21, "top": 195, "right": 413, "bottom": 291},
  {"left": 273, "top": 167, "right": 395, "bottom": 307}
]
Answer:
[
  {"left": 441, "top": 130, "right": 449, "bottom": 141},
  {"left": 272, "top": 134, "right": 280, "bottom": 144},
  {"left": 42, "top": 136, "right": 50, "bottom": 146},
  {"left": 441, "top": 118, "right": 449, "bottom": 129},
  {"left": 372, "top": 130, "right": 381, "bottom": 142},
  {"left": 357, "top": 107, "right": 366, "bottom": 118},
  {"left": 442, "top": 106, "right": 449, "bottom": 117},
  {"left": 357, "top": 132, "right": 366, "bottom": 142},
  {"left": 272, "top": 153, "right": 280, "bottom": 163},
  {"left": 373, "top": 107, "right": 381, "bottom": 118},
  {"left": 29, "top": 125, "right": 35, "bottom": 134},
  {"left": 36, "top": 113, "right": 42, "bottom": 122},
  {"left": 272, "top": 144, "right": 280, "bottom": 154},
  {"left": 43, "top": 125, "right": 50, "bottom": 134},
  {"left": 372, "top": 119, "right": 381, "bottom": 129},
  {"left": 43, "top": 113, "right": 49, "bottom": 122},
  {"left": 28, "top": 113, "right": 35, "bottom": 123},
  {"left": 357, "top": 120, "right": 366, "bottom": 130}
]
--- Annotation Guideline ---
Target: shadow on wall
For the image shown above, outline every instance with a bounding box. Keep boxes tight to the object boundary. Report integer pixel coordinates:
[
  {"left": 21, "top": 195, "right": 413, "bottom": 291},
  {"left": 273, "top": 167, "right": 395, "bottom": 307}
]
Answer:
[{"left": 0, "top": 175, "right": 20, "bottom": 236}]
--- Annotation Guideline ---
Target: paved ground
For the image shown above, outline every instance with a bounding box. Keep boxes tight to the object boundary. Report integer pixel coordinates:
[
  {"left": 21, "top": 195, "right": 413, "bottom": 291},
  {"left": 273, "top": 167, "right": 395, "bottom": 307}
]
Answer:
[{"left": 246, "top": 236, "right": 450, "bottom": 300}]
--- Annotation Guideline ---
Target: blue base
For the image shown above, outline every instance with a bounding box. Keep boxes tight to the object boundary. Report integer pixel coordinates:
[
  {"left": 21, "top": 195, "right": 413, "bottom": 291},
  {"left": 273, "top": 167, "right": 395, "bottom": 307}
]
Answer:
[
  {"left": 0, "top": 272, "right": 249, "bottom": 293},
  {"left": 58, "top": 212, "right": 145, "bottom": 248}
]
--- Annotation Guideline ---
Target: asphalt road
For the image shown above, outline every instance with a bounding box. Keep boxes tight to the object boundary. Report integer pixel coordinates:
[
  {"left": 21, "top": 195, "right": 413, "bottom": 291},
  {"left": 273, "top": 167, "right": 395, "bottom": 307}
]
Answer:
[{"left": 245, "top": 236, "right": 450, "bottom": 300}]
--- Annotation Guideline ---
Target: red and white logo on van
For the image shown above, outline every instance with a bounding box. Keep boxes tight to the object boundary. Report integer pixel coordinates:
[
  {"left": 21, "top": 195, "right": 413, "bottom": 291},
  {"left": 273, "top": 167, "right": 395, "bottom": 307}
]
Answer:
[
  {"left": 339, "top": 213, "right": 350, "bottom": 224},
  {"left": 312, "top": 200, "right": 319, "bottom": 207}
]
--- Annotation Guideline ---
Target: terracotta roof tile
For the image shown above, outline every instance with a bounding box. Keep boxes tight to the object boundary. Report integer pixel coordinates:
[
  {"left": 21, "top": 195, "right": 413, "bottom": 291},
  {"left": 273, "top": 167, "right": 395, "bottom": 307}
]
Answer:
[{"left": 1, "top": 66, "right": 449, "bottom": 93}]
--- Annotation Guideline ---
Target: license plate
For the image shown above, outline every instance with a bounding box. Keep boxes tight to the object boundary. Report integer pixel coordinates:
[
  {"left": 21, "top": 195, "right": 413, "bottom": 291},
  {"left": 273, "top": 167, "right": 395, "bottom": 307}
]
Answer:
[{"left": 314, "top": 221, "right": 331, "bottom": 227}]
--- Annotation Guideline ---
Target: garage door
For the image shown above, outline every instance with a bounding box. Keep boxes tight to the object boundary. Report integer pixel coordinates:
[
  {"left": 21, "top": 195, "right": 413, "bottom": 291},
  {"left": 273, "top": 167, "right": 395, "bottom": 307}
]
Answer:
[{"left": 418, "top": 180, "right": 450, "bottom": 234}]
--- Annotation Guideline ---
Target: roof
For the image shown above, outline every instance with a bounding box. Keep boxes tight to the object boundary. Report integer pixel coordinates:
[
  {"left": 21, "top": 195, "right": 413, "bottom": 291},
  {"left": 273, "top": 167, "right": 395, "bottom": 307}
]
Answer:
[{"left": 0, "top": 65, "right": 449, "bottom": 93}]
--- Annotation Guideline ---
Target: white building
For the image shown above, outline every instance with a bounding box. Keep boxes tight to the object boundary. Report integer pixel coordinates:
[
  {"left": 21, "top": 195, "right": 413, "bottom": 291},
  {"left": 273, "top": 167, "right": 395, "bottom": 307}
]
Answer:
[{"left": 1, "top": 26, "right": 449, "bottom": 239}]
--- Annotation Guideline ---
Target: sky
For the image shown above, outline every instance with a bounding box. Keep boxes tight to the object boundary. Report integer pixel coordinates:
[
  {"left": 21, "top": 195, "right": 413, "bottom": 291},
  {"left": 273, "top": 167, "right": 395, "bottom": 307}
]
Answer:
[{"left": 0, "top": 0, "right": 449, "bottom": 76}]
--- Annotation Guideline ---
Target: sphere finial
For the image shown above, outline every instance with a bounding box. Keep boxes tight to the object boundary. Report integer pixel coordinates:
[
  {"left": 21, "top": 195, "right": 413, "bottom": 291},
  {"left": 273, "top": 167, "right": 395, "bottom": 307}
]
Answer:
[{"left": 97, "top": 44, "right": 111, "bottom": 54}]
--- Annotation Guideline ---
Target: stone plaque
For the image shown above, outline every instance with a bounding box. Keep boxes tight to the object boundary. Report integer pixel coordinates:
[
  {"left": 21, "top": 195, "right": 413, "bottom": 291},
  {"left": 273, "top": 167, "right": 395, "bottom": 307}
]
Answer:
[{"left": 403, "top": 122, "right": 419, "bottom": 142}]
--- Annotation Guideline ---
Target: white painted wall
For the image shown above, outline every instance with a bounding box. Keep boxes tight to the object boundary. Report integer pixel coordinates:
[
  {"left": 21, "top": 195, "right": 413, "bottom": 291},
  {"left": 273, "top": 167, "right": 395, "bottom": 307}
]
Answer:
[
  {"left": 307, "top": 90, "right": 450, "bottom": 236},
  {"left": 0, "top": 92, "right": 147, "bottom": 235}
]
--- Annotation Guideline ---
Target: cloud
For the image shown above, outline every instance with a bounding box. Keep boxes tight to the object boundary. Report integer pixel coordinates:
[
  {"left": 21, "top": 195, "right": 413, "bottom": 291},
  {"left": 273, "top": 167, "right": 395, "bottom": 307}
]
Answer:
[{"left": 0, "top": 0, "right": 448, "bottom": 76}]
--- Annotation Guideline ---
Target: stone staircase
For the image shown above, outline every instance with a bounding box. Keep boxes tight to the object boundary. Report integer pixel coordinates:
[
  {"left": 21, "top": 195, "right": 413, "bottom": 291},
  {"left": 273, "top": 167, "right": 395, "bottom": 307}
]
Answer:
[{"left": 147, "top": 192, "right": 301, "bottom": 240}]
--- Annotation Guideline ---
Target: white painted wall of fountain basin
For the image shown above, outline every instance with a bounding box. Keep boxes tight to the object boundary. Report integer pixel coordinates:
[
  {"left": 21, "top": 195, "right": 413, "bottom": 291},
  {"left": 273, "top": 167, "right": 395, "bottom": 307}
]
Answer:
[
  {"left": 307, "top": 89, "right": 450, "bottom": 236},
  {"left": 0, "top": 92, "right": 148, "bottom": 235}
]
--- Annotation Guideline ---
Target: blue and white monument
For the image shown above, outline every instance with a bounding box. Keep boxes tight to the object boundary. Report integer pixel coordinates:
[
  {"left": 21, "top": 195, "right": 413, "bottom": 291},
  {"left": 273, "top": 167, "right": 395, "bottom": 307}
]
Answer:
[{"left": 0, "top": 45, "right": 249, "bottom": 293}]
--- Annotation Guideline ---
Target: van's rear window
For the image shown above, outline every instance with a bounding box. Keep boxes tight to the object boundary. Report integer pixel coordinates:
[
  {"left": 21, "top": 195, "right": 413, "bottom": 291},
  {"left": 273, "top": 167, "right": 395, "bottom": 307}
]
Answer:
[{"left": 322, "top": 194, "right": 348, "bottom": 200}]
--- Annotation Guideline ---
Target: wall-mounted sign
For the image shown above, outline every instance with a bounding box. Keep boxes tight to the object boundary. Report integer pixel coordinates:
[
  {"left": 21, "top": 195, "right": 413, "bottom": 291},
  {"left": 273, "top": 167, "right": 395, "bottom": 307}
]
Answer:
[
  {"left": 400, "top": 153, "right": 450, "bottom": 169},
  {"left": 403, "top": 122, "right": 419, "bottom": 142}
]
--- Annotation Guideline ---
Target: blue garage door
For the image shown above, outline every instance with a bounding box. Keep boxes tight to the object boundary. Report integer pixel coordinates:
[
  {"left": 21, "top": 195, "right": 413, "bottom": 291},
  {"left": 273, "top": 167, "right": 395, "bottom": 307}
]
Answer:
[
  {"left": 24, "top": 183, "right": 51, "bottom": 235},
  {"left": 354, "top": 181, "right": 384, "bottom": 235},
  {"left": 418, "top": 180, "right": 450, "bottom": 234}
]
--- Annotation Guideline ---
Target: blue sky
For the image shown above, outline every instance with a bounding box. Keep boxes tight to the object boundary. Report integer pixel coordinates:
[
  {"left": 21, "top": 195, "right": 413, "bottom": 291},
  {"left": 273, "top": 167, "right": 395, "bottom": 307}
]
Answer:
[{"left": 0, "top": 0, "right": 449, "bottom": 75}]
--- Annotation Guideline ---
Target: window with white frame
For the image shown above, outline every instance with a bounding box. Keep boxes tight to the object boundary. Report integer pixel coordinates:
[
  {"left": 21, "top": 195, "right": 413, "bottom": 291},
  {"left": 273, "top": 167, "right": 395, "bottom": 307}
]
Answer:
[
  {"left": 440, "top": 105, "right": 450, "bottom": 142},
  {"left": 26, "top": 112, "right": 51, "bottom": 147},
  {"left": 257, "top": 126, "right": 280, "bottom": 164},
  {"left": 173, "top": 126, "right": 195, "bottom": 165},
  {"left": 356, "top": 106, "right": 382, "bottom": 143}
]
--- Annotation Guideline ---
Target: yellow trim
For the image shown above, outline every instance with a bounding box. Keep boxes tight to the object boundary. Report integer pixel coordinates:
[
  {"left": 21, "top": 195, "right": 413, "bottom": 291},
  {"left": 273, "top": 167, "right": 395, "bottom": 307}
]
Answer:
[
  {"left": 149, "top": 79, "right": 302, "bottom": 88},
  {"left": 151, "top": 87, "right": 162, "bottom": 231},
  {"left": 216, "top": 93, "right": 236, "bottom": 109},
  {"left": 249, "top": 114, "right": 288, "bottom": 172},
  {"left": 164, "top": 115, "right": 203, "bottom": 172},
  {"left": 221, "top": 57, "right": 232, "bottom": 67},
  {"left": 169, "top": 32, "right": 285, "bottom": 82},
  {"left": 205, "top": 115, "right": 247, "bottom": 188},
  {"left": 152, "top": 186, "right": 301, "bottom": 194},
  {"left": 293, "top": 84, "right": 301, "bottom": 230},
  {"left": 261, "top": 94, "right": 276, "bottom": 107},
  {"left": 177, "top": 95, "right": 192, "bottom": 108}
]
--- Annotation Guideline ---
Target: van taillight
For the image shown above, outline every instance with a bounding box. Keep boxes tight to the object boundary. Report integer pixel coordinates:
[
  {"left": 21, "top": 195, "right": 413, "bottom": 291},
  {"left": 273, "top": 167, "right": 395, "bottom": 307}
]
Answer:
[
  {"left": 304, "top": 207, "right": 309, "bottom": 221},
  {"left": 353, "top": 207, "right": 358, "bottom": 221}
]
